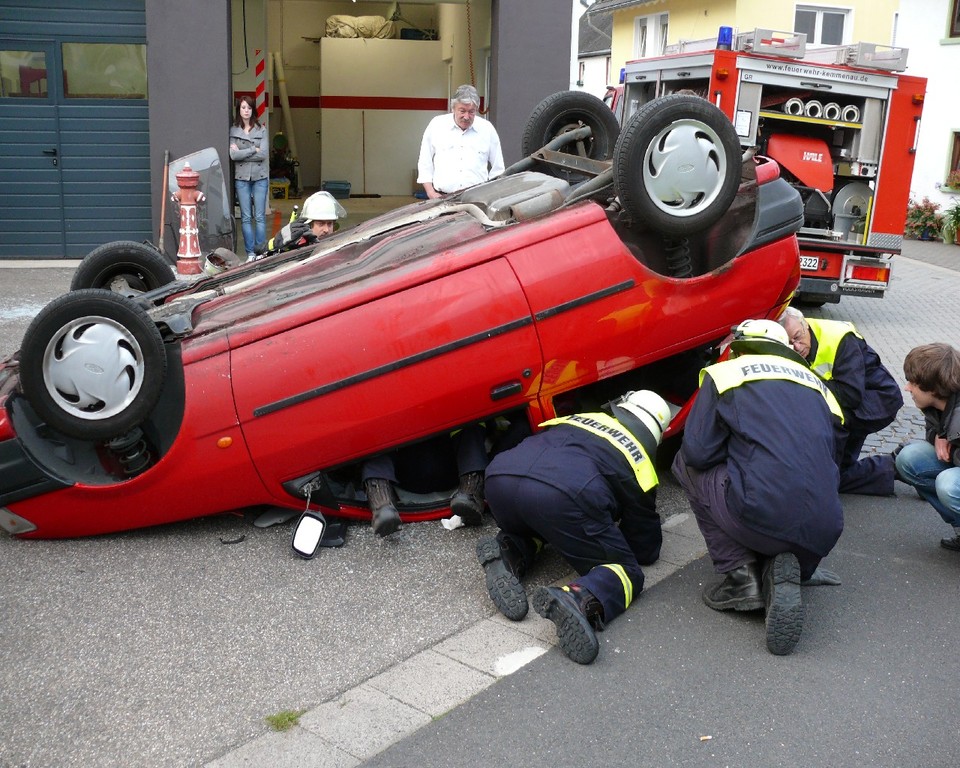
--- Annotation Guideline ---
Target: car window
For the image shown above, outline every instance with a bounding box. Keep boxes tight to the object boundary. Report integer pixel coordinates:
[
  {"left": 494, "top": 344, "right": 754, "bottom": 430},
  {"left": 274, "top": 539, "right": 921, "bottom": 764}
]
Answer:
[{"left": 295, "top": 213, "right": 488, "bottom": 292}]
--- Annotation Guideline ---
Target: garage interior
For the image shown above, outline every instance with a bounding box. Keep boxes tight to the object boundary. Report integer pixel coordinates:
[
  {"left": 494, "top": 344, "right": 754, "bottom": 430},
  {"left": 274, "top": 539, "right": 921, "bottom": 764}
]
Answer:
[{"left": 233, "top": 0, "right": 494, "bottom": 200}]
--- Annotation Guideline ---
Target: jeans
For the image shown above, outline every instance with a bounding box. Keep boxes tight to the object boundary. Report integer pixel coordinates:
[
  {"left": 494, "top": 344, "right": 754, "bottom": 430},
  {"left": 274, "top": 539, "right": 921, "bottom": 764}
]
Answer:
[
  {"left": 235, "top": 177, "right": 268, "bottom": 256},
  {"left": 895, "top": 442, "right": 960, "bottom": 527}
]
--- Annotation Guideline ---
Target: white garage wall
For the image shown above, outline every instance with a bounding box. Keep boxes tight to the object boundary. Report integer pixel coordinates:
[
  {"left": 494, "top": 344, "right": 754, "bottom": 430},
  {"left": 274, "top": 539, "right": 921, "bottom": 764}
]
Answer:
[{"left": 320, "top": 38, "right": 447, "bottom": 195}]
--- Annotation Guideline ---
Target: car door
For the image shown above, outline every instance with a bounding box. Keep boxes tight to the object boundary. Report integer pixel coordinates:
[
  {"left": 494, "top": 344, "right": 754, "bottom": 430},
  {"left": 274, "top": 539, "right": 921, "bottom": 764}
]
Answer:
[
  {"left": 0, "top": 40, "right": 65, "bottom": 257},
  {"left": 504, "top": 207, "right": 658, "bottom": 401},
  {"left": 231, "top": 257, "right": 542, "bottom": 488}
]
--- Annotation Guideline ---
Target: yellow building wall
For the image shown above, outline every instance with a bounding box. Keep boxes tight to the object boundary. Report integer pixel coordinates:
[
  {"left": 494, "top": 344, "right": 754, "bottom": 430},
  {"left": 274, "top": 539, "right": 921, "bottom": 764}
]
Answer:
[{"left": 609, "top": 0, "right": 902, "bottom": 77}]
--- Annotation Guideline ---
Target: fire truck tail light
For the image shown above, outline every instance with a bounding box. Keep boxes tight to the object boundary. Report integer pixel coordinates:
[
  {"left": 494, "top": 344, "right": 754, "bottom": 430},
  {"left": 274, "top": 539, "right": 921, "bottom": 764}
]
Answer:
[
  {"left": 912, "top": 93, "right": 925, "bottom": 104},
  {"left": 847, "top": 264, "right": 890, "bottom": 283},
  {"left": 715, "top": 68, "right": 729, "bottom": 80}
]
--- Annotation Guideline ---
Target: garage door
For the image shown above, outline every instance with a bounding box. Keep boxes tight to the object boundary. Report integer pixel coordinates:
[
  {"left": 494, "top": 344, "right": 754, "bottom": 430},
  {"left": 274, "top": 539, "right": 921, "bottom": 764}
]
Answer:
[{"left": 0, "top": 1, "right": 150, "bottom": 259}]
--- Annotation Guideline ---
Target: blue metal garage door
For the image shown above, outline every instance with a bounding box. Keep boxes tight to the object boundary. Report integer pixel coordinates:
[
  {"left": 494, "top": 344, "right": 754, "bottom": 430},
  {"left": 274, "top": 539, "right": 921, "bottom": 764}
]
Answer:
[{"left": 0, "top": 1, "right": 150, "bottom": 259}]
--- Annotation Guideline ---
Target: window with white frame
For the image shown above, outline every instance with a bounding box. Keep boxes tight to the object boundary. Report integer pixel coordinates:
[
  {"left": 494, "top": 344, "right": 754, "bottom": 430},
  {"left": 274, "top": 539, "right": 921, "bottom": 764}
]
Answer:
[
  {"left": 794, "top": 5, "right": 850, "bottom": 46},
  {"left": 948, "top": 132, "right": 960, "bottom": 188},
  {"left": 635, "top": 13, "right": 669, "bottom": 58}
]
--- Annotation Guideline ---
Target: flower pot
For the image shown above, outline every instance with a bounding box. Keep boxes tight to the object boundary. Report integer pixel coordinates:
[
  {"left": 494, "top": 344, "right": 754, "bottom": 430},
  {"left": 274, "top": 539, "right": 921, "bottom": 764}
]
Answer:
[{"left": 919, "top": 227, "right": 933, "bottom": 241}]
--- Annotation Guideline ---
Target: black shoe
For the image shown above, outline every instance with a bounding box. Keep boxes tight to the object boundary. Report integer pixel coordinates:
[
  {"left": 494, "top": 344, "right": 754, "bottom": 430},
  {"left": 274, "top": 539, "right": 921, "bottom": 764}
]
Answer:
[
  {"left": 939, "top": 534, "right": 960, "bottom": 551},
  {"left": 762, "top": 553, "right": 804, "bottom": 656},
  {"left": 702, "top": 563, "right": 764, "bottom": 611},
  {"left": 364, "top": 478, "right": 401, "bottom": 537},
  {"left": 451, "top": 471, "right": 484, "bottom": 526},
  {"left": 476, "top": 536, "right": 527, "bottom": 620},
  {"left": 532, "top": 585, "right": 603, "bottom": 665}
]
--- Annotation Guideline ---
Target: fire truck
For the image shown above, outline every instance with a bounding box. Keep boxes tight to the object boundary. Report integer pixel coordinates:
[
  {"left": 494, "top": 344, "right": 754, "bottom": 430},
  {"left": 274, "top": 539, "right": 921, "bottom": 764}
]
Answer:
[{"left": 617, "top": 28, "right": 927, "bottom": 305}]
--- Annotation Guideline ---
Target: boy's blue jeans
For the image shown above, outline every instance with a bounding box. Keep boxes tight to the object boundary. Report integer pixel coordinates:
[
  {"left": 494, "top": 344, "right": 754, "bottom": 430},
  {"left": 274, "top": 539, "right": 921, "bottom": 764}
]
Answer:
[{"left": 896, "top": 442, "right": 960, "bottom": 527}]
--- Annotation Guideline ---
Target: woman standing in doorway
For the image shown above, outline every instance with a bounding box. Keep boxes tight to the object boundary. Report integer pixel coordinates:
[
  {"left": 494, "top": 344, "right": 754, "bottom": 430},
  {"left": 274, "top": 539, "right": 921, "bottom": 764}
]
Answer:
[{"left": 229, "top": 95, "right": 268, "bottom": 260}]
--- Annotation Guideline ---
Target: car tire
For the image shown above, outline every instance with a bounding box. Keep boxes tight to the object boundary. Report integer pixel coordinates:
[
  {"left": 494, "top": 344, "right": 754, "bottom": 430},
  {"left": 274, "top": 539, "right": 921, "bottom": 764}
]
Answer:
[
  {"left": 613, "top": 94, "right": 741, "bottom": 237},
  {"left": 70, "top": 240, "right": 175, "bottom": 297},
  {"left": 521, "top": 91, "right": 621, "bottom": 183},
  {"left": 19, "top": 289, "right": 167, "bottom": 441}
]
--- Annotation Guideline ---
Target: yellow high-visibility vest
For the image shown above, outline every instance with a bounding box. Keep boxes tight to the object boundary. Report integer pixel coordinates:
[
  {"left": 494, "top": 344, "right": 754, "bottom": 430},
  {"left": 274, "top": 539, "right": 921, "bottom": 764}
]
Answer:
[
  {"left": 701, "top": 354, "right": 844, "bottom": 423},
  {"left": 539, "top": 412, "right": 658, "bottom": 491},
  {"left": 806, "top": 318, "right": 862, "bottom": 380}
]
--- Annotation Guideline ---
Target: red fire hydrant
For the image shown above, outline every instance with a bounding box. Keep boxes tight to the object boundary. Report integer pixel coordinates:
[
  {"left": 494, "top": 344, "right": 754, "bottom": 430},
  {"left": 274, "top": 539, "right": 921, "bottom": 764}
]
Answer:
[{"left": 172, "top": 163, "right": 205, "bottom": 275}]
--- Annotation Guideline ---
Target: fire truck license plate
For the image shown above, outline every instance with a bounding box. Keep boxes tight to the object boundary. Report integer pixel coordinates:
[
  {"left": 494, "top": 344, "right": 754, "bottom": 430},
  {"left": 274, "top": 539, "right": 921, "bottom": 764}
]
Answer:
[{"left": 799, "top": 256, "right": 820, "bottom": 270}]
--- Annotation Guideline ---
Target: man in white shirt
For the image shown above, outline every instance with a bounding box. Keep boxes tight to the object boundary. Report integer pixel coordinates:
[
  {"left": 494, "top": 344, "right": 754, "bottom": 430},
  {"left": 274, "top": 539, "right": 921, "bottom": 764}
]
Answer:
[{"left": 417, "top": 84, "right": 505, "bottom": 198}]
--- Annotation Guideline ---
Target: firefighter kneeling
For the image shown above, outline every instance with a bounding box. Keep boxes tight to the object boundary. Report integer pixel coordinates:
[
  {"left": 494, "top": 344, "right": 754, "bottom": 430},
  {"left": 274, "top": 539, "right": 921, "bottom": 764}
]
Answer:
[
  {"left": 672, "top": 319, "right": 845, "bottom": 656},
  {"left": 478, "top": 390, "right": 672, "bottom": 665}
]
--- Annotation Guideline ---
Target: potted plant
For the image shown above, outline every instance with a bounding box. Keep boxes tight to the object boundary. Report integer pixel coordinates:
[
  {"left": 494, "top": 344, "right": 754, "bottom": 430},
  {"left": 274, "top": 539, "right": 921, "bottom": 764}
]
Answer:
[
  {"left": 942, "top": 200, "right": 960, "bottom": 245},
  {"left": 905, "top": 196, "right": 944, "bottom": 240},
  {"left": 945, "top": 169, "right": 960, "bottom": 191}
]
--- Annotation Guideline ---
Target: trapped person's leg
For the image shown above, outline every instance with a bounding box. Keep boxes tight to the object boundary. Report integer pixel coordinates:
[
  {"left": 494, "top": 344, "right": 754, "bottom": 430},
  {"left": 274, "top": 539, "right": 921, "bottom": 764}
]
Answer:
[{"left": 451, "top": 424, "right": 489, "bottom": 525}]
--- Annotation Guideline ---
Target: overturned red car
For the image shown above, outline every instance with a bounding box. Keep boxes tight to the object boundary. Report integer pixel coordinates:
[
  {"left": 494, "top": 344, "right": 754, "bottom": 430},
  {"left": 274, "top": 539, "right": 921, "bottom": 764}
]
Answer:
[{"left": 0, "top": 94, "right": 801, "bottom": 538}]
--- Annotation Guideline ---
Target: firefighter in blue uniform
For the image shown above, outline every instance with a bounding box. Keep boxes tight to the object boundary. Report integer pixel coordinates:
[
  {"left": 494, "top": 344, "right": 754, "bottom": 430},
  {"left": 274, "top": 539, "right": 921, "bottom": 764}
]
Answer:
[
  {"left": 477, "top": 390, "right": 672, "bottom": 665},
  {"left": 779, "top": 307, "right": 903, "bottom": 495},
  {"left": 672, "top": 319, "right": 845, "bottom": 655}
]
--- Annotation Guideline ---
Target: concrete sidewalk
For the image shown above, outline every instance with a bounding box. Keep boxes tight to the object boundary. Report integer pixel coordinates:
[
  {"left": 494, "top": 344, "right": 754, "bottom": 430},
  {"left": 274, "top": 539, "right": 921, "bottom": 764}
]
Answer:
[{"left": 209, "top": 512, "right": 710, "bottom": 767}]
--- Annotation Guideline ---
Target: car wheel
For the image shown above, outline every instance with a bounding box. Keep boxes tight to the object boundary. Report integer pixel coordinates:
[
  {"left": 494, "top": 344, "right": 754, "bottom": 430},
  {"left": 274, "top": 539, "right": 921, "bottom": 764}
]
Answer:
[
  {"left": 19, "top": 289, "right": 167, "bottom": 441},
  {"left": 70, "top": 240, "right": 175, "bottom": 297},
  {"left": 613, "top": 94, "right": 741, "bottom": 237},
  {"left": 521, "top": 91, "right": 621, "bottom": 183}
]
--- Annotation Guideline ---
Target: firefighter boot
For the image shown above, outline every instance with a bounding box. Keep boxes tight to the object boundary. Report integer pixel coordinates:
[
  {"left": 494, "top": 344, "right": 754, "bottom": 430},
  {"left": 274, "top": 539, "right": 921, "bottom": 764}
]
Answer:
[
  {"left": 762, "top": 553, "right": 805, "bottom": 656},
  {"left": 364, "top": 478, "right": 401, "bottom": 537},
  {"left": 702, "top": 562, "right": 764, "bottom": 612},
  {"left": 476, "top": 534, "right": 527, "bottom": 621},
  {"left": 450, "top": 471, "right": 484, "bottom": 526},
  {"left": 532, "top": 584, "right": 604, "bottom": 665}
]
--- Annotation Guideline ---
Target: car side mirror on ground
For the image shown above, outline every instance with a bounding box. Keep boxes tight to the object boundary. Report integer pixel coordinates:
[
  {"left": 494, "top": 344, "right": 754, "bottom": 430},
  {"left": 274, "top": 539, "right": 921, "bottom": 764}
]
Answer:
[{"left": 291, "top": 509, "right": 328, "bottom": 559}]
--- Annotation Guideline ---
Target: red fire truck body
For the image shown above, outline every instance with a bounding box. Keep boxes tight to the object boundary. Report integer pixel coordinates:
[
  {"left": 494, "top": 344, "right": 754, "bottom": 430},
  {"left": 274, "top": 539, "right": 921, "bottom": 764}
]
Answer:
[{"left": 619, "top": 28, "right": 927, "bottom": 304}]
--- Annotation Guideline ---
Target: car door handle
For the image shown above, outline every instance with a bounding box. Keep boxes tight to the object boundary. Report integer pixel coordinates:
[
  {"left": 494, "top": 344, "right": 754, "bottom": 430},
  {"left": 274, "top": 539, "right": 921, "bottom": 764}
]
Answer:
[
  {"left": 490, "top": 381, "right": 522, "bottom": 400},
  {"left": 43, "top": 148, "right": 58, "bottom": 156}
]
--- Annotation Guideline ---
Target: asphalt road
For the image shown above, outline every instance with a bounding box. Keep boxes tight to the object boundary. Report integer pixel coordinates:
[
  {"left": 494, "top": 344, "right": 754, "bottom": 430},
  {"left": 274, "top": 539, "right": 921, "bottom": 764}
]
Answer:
[{"left": 1, "top": 240, "right": 958, "bottom": 767}]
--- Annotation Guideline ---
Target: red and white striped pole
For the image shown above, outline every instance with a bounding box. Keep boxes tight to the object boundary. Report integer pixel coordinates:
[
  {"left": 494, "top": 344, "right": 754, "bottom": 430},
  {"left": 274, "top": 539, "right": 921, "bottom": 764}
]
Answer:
[{"left": 254, "top": 48, "right": 266, "bottom": 119}]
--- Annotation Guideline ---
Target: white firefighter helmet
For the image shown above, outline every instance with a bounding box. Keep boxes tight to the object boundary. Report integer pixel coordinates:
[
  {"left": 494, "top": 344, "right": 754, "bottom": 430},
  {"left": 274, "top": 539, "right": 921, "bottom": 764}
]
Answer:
[
  {"left": 301, "top": 190, "right": 346, "bottom": 224},
  {"left": 729, "top": 318, "right": 808, "bottom": 363},
  {"left": 616, "top": 389, "right": 672, "bottom": 445},
  {"left": 733, "top": 318, "right": 790, "bottom": 345},
  {"left": 202, "top": 247, "right": 244, "bottom": 276}
]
